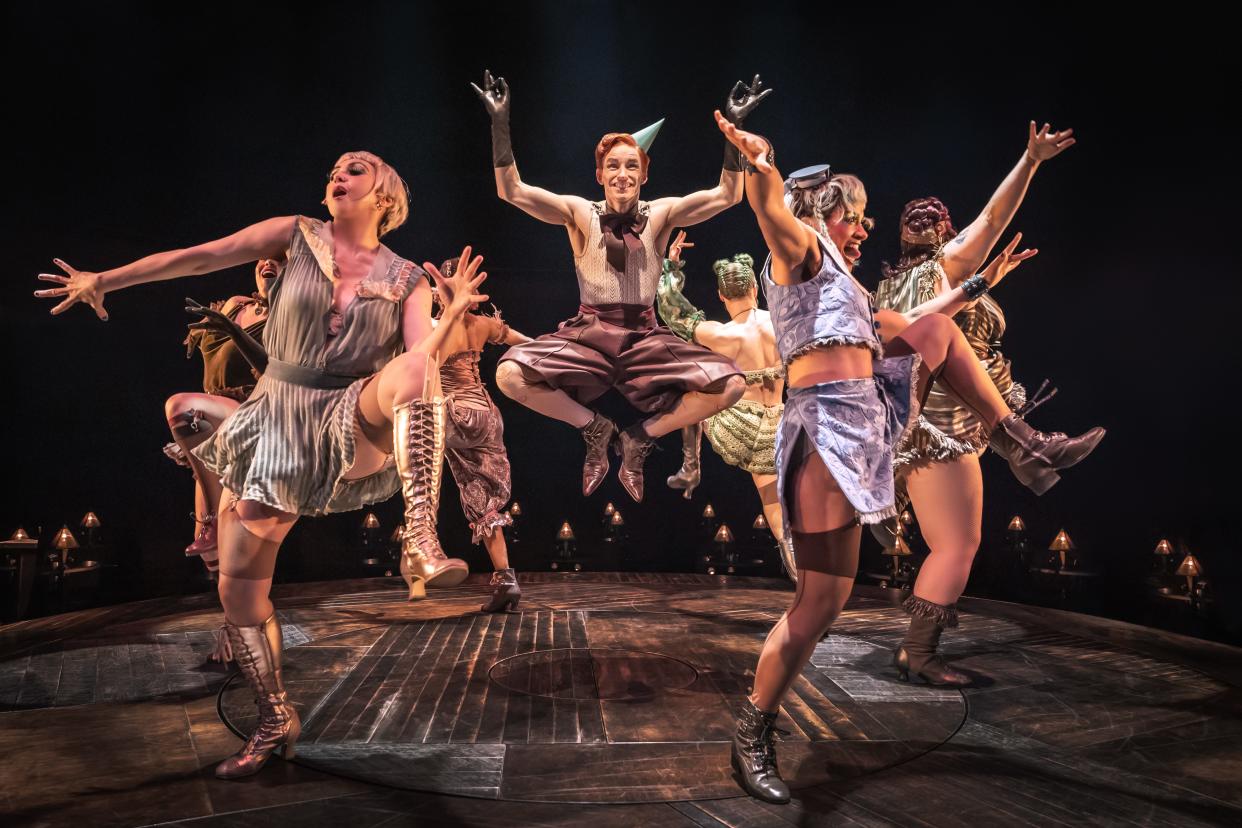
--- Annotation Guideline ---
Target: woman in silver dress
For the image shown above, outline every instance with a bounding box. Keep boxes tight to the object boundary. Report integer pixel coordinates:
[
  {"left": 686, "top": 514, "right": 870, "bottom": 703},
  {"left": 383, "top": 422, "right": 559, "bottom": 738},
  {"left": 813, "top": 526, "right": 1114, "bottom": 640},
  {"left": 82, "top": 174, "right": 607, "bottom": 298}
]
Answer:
[{"left": 35, "top": 151, "right": 488, "bottom": 779}]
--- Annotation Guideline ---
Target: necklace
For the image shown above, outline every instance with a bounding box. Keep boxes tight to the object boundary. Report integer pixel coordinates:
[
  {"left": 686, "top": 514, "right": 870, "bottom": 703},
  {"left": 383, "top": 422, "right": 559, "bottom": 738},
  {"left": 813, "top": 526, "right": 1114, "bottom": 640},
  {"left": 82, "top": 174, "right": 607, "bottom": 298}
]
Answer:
[{"left": 729, "top": 307, "right": 757, "bottom": 321}]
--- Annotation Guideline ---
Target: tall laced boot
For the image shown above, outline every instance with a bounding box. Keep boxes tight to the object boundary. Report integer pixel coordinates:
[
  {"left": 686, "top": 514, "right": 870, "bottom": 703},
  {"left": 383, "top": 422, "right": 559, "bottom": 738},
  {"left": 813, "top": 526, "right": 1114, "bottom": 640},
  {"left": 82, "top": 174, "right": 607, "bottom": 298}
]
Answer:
[
  {"left": 892, "top": 597, "right": 970, "bottom": 687},
  {"left": 393, "top": 397, "right": 469, "bottom": 600},
  {"left": 988, "top": 415, "right": 1106, "bottom": 495},
  {"left": 731, "top": 699, "right": 791, "bottom": 804},
  {"left": 616, "top": 423, "right": 658, "bottom": 503},
  {"left": 214, "top": 614, "right": 301, "bottom": 779},
  {"left": 666, "top": 423, "right": 702, "bottom": 499},
  {"left": 481, "top": 568, "right": 521, "bottom": 613},
  {"left": 580, "top": 412, "right": 617, "bottom": 496}
]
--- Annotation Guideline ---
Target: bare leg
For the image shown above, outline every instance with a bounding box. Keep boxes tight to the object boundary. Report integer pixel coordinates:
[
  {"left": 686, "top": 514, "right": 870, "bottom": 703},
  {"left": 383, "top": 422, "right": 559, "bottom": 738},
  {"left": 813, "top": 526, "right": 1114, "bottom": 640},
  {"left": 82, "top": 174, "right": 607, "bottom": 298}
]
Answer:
[
  {"left": 751, "top": 472, "right": 785, "bottom": 543},
  {"left": 641, "top": 377, "right": 745, "bottom": 438},
  {"left": 481, "top": 527, "right": 509, "bottom": 571},
  {"left": 749, "top": 440, "right": 859, "bottom": 712},
  {"left": 166, "top": 393, "right": 240, "bottom": 564},
  {"left": 882, "top": 313, "right": 1008, "bottom": 426},
  {"left": 495, "top": 361, "right": 594, "bottom": 428},
  {"left": 906, "top": 454, "right": 984, "bottom": 605}
]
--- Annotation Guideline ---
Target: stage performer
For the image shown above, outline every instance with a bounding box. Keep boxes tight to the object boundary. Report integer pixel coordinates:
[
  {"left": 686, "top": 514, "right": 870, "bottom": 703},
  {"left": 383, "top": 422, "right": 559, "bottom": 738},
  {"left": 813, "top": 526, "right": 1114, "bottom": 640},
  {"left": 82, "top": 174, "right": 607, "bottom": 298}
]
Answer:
[
  {"left": 433, "top": 257, "right": 532, "bottom": 613},
  {"left": 873, "top": 124, "right": 1099, "bottom": 687},
  {"left": 163, "top": 258, "right": 277, "bottom": 575},
  {"left": 472, "top": 70, "right": 773, "bottom": 502},
  {"left": 655, "top": 231, "right": 794, "bottom": 575},
  {"left": 35, "top": 150, "right": 487, "bottom": 779},
  {"left": 713, "top": 114, "right": 1104, "bottom": 803}
]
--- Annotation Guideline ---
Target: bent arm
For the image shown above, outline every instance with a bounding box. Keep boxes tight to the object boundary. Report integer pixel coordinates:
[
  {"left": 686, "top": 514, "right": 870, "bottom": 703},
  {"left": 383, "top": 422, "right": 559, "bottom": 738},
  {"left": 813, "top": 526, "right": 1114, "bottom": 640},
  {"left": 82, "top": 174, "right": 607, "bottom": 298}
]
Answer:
[
  {"left": 655, "top": 258, "right": 706, "bottom": 342},
  {"left": 495, "top": 165, "right": 589, "bottom": 226},
  {"left": 100, "top": 216, "right": 295, "bottom": 293},
  {"left": 655, "top": 169, "right": 743, "bottom": 228}
]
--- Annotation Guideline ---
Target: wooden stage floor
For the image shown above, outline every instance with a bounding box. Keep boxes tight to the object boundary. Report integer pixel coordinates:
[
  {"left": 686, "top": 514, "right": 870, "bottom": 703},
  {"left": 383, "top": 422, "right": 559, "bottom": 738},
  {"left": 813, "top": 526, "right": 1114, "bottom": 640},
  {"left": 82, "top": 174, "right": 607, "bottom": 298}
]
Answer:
[{"left": 2, "top": 572, "right": 1241, "bottom": 827}]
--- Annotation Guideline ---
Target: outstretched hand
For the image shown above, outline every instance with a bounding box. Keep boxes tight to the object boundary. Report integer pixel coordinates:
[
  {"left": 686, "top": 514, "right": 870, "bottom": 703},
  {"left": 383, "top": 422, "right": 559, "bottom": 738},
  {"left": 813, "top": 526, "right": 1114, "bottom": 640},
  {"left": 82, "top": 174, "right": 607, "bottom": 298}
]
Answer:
[
  {"left": 1026, "top": 122, "right": 1075, "bottom": 163},
  {"left": 184, "top": 298, "right": 233, "bottom": 333},
  {"left": 424, "top": 245, "right": 489, "bottom": 318},
  {"left": 982, "top": 232, "right": 1038, "bottom": 290},
  {"left": 34, "top": 258, "right": 108, "bottom": 320},
  {"left": 470, "top": 69, "right": 510, "bottom": 120},
  {"left": 668, "top": 230, "right": 694, "bottom": 263},
  {"left": 713, "top": 110, "right": 773, "bottom": 174},
  {"left": 724, "top": 74, "right": 773, "bottom": 125}
]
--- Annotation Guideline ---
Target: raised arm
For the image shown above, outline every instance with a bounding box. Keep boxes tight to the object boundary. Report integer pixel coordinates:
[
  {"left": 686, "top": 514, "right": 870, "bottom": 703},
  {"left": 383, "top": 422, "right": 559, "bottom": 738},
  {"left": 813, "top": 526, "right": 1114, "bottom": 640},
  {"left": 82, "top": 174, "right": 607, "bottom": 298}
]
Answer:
[
  {"left": 714, "top": 112, "right": 819, "bottom": 285},
  {"left": 472, "top": 70, "right": 589, "bottom": 227},
  {"left": 655, "top": 230, "right": 708, "bottom": 342},
  {"left": 35, "top": 216, "right": 295, "bottom": 320},
  {"left": 940, "top": 122, "right": 1073, "bottom": 285},
  {"left": 658, "top": 76, "right": 772, "bottom": 228},
  {"left": 411, "top": 247, "right": 490, "bottom": 357}
]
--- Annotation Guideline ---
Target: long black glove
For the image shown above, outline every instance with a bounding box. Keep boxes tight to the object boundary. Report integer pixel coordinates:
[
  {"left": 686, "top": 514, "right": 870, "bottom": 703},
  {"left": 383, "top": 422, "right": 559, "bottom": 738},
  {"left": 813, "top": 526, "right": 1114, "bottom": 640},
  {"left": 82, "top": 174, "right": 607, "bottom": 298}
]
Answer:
[
  {"left": 723, "top": 74, "right": 773, "bottom": 172},
  {"left": 185, "top": 298, "right": 268, "bottom": 374},
  {"left": 471, "top": 69, "right": 514, "bottom": 167}
]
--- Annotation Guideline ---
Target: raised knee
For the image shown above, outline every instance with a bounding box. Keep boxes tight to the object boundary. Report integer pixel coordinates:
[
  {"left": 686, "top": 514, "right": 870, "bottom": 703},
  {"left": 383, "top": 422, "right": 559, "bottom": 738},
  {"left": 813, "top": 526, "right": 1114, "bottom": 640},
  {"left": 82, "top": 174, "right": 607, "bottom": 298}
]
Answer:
[
  {"left": 165, "top": 393, "right": 197, "bottom": 421},
  {"left": 495, "top": 361, "right": 526, "bottom": 400}
]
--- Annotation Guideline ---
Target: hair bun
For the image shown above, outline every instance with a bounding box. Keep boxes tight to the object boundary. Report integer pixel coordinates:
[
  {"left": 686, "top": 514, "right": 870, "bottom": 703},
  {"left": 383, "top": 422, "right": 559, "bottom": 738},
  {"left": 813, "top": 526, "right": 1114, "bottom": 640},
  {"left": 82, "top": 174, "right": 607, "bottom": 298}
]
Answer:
[
  {"left": 732, "top": 253, "right": 755, "bottom": 270},
  {"left": 712, "top": 258, "right": 730, "bottom": 277}
]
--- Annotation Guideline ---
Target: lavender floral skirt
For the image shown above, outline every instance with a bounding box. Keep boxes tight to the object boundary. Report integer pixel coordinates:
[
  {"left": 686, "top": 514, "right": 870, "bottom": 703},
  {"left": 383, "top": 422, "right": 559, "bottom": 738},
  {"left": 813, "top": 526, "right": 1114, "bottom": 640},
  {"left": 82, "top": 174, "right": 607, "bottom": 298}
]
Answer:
[{"left": 774, "top": 354, "right": 920, "bottom": 543}]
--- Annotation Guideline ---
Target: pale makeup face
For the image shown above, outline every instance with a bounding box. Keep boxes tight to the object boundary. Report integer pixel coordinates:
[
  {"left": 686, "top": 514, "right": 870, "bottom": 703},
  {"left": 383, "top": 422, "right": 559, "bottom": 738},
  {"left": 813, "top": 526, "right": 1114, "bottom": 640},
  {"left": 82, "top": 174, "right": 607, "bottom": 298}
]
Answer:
[
  {"left": 595, "top": 144, "right": 647, "bottom": 202},
  {"left": 324, "top": 157, "right": 382, "bottom": 221}
]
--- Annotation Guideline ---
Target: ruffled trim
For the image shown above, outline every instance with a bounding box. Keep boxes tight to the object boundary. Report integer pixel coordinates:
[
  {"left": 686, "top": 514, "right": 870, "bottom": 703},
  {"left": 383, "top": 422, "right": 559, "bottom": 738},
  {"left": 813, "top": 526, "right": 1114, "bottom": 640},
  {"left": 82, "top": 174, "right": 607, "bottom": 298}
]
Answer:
[
  {"left": 163, "top": 441, "right": 190, "bottom": 467},
  {"left": 742, "top": 365, "right": 785, "bottom": 385},
  {"left": 357, "top": 259, "right": 418, "bottom": 304},
  {"left": 298, "top": 216, "right": 337, "bottom": 281},
  {"left": 894, "top": 381, "right": 1026, "bottom": 473},
  {"left": 902, "top": 595, "right": 959, "bottom": 628},
  {"left": 471, "top": 509, "right": 513, "bottom": 545},
  {"left": 785, "top": 335, "right": 880, "bottom": 367},
  {"left": 858, "top": 504, "right": 900, "bottom": 525}
]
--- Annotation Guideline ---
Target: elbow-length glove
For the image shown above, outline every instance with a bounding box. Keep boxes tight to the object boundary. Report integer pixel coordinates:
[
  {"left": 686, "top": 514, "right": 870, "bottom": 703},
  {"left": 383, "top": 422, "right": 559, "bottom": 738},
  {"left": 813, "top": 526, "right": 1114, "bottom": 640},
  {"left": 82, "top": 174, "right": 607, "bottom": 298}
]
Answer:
[
  {"left": 656, "top": 259, "right": 705, "bottom": 342},
  {"left": 471, "top": 70, "right": 514, "bottom": 167},
  {"left": 722, "top": 75, "right": 773, "bottom": 172},
  {"left": 185, "top": 298, "right": 268, "bottom": 375}
]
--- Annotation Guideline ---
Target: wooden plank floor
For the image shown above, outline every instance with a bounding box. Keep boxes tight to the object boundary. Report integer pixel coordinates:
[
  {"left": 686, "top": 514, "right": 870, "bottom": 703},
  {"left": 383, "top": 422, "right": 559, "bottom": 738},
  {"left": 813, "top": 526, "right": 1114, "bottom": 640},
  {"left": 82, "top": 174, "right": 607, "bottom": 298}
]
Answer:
[{"left": 1, "top": 573, "right": 1240, "bottom": 826}]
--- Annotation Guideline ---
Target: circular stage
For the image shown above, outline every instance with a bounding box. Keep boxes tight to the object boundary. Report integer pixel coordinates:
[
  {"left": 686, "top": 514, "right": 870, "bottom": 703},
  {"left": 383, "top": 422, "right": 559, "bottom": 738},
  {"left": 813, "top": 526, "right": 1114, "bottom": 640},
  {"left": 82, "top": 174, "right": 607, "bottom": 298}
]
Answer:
[{"left": 220, "top": 575, "right": 966, "bottom": 803}]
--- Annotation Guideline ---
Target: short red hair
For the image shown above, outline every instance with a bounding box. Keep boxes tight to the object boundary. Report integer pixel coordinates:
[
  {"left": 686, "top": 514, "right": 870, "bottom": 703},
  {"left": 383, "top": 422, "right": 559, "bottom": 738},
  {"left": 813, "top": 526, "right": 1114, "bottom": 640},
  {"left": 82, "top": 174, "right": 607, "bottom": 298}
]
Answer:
[{"left": 595, "top": 133, "right": 650, "bottom": 174}]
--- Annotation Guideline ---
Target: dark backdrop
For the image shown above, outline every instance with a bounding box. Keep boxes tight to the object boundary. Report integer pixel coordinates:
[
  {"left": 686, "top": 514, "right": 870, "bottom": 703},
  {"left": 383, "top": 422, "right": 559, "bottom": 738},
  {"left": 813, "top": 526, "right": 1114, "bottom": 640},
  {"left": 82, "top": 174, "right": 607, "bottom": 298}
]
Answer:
[{"left": 6, "top": 3, "right": 1236, "bottom": 636}]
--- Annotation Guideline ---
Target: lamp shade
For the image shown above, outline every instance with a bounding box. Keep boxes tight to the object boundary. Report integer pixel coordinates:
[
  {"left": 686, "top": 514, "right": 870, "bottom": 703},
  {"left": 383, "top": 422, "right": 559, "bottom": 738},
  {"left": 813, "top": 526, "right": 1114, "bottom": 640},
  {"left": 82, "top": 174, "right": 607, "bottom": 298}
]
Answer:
[
  {"left": 1176, "top": 554, "right": 1203, "bottom": 577},
  {"left": 362, "top": 512, "right": 381, "bottom": 529},
  {"left": 603, "top": 502, "right": 615, "bottom": 517},
  {"left": 557, "top": 521, "right": 575, "bottom": 541},
  {"left": 890, "top": 534, "right": 913, "bottom": 556},
  {"left": 900, "top": 510, "right": 914, "bottom": 526},
  {"left": 752, "top": 513, "right": 768, "bottom": 530},
  {"left": 54, "top": 525, "right": 79, "bottom": 550},
  {"left": 509, "top": 501, "right": 522, "bottom": 517},
  {"left": 702, "top": 503, "right": 716, "bottom": 519},
  {"left": 1008, "top": 515, "right": 1026, "bottom": 532},
  {"left": 610, "top": 510, "right": 625, "bottom": 527},
  {"left": 713, "top": 523, "right": 734, "bottom": 543},
  {"left": 1154, "top": 539, "right": 1173, "bottom": 555},
  {"left": 10, "top": 526, "right": 30, "bottom": 541},
  {"left": 80, "top": 511, "right": 101, "bottom": 529},
  {"left": 1048, "top": 529, "right": 1074, "bottom": 552}
]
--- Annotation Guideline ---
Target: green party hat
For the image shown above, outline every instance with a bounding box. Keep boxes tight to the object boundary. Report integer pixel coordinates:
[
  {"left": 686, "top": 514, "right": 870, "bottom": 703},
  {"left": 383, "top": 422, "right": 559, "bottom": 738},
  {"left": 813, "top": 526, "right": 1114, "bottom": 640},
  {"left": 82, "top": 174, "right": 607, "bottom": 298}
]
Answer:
[{"left": 630, "top": 118, "right": 665, "bottom": 153}]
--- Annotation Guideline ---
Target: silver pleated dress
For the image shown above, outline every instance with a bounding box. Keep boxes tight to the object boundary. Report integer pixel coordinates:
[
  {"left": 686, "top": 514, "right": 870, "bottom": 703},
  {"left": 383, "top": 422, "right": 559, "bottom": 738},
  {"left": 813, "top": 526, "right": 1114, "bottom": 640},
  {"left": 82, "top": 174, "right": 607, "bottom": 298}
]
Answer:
[{"left": 195, "top": 216, "right": 419, "bottom": 516}]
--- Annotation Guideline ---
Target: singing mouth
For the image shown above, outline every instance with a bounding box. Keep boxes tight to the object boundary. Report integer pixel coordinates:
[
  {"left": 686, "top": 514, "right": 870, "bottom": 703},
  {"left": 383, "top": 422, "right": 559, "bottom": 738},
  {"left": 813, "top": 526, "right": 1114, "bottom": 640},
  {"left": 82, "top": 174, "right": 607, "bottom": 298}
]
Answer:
[{"left": 332, "top": 185, "right": 347, "bottom": 199}]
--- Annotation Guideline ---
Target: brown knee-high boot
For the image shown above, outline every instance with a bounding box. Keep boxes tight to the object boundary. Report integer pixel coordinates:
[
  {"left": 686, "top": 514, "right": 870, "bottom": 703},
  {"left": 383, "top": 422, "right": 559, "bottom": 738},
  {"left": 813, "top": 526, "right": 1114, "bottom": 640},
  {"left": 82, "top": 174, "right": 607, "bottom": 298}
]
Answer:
[
  {"left": 215, "top": 614, "right": 300, "bottom": 779},
  {"left": 893, "top": 596, "right": 970, "bottom": 687}
]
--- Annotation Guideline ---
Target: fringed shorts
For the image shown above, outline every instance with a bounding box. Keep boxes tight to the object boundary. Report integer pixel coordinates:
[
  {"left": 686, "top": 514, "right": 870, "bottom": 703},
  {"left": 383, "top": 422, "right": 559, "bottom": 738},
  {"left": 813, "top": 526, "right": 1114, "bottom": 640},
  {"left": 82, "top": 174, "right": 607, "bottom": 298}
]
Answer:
[
  {"left": 704, "top": 399, "right": 783, "bottom": 475},
  {"left": 774, "top": 354, "right": 920, "bottom": 544}
]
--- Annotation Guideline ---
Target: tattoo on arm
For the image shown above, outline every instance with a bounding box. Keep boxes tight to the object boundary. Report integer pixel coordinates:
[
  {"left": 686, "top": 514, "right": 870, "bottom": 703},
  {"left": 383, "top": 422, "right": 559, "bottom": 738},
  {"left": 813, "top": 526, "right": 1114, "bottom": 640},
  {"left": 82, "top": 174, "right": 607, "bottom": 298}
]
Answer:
[{"left": 951, "top": 231, "right": 968, "bottom": 246}]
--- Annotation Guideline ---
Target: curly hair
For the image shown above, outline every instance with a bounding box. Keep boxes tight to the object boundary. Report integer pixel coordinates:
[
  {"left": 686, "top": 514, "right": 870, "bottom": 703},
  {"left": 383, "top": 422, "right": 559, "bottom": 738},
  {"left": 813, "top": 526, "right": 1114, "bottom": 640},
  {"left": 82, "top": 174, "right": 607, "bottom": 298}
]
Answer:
[
  {"left": 882, "top": 196, "right": 956, "bottom": 278},
  {"left": 713, "top": 253, "right": 757, "bottom": 299},
  {"left": 786, "top": 173, "right": 867, "bottom": 233}
]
